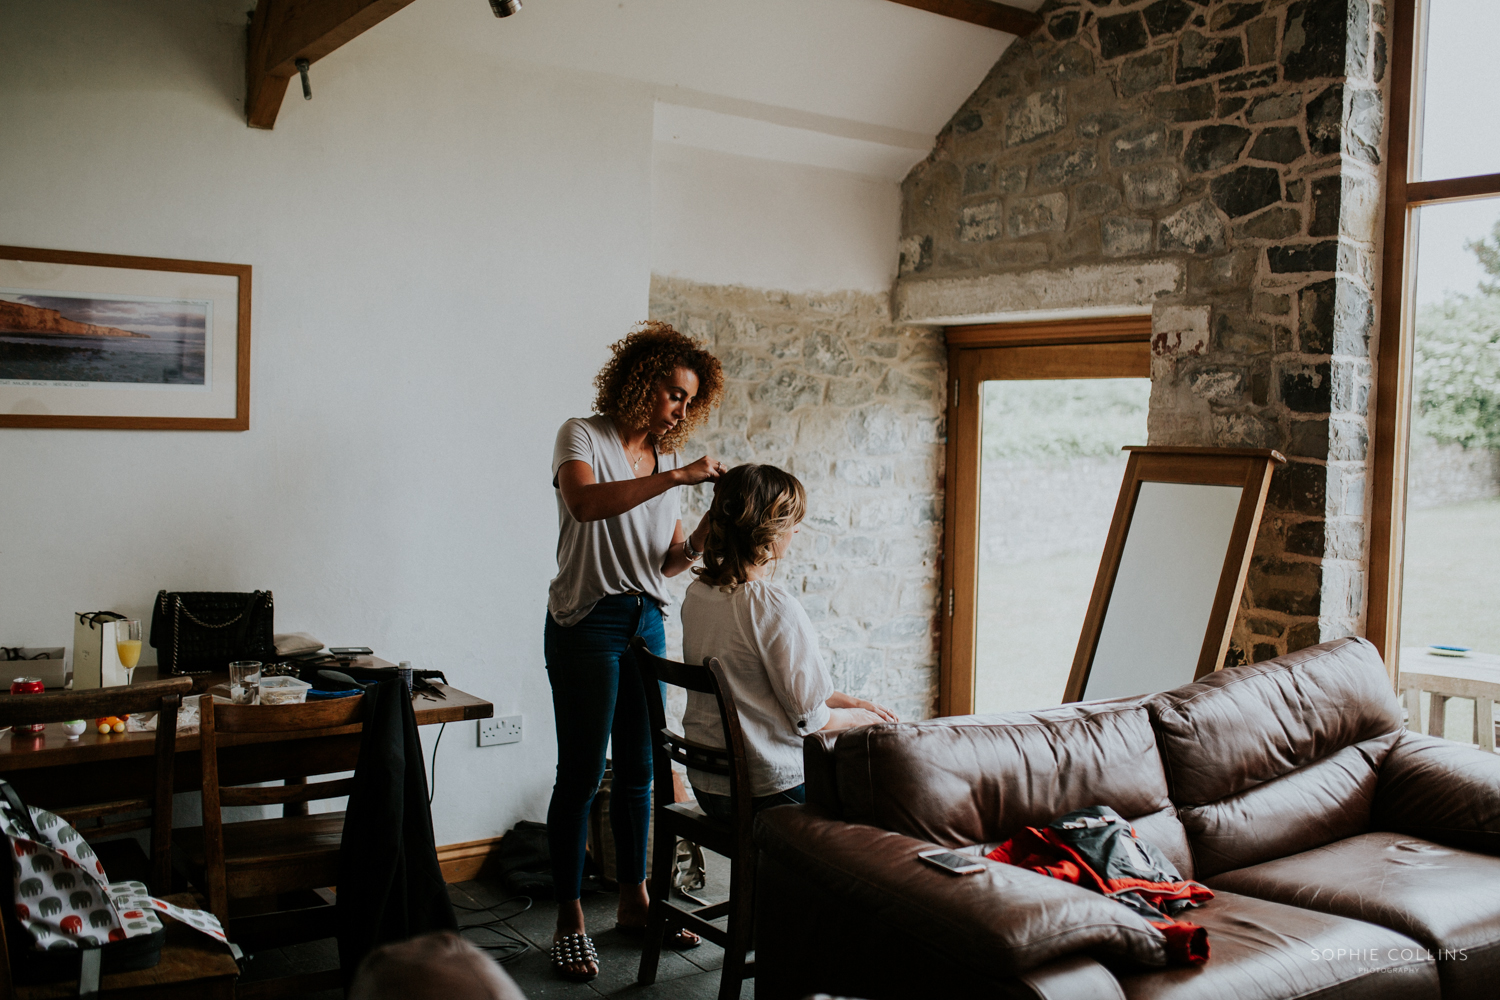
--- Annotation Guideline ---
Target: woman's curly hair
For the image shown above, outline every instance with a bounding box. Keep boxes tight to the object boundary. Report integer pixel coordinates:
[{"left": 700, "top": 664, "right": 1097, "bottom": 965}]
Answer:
[
  {"left": 592, "top": 321, "right": 723, "bottom": 453},
  {"left": 695, "top": 464, "right": 806, "bottom": 592}
]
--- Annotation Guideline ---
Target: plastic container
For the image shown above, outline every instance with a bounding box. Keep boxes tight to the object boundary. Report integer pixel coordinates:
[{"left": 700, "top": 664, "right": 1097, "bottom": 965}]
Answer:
[{"left": 258, "top": 675, "right": 312, "bottom": 706}]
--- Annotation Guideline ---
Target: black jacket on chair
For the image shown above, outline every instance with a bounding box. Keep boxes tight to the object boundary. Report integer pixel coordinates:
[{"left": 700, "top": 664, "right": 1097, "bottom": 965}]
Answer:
[{"left": 335, "top": 680, "right": 457, "bottom": 981}]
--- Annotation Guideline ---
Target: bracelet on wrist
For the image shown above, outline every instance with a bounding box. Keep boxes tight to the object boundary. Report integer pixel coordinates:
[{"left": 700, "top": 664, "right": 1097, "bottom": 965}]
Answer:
[{"left": 683, "top": 537, "right": 701, "bottom": 561}]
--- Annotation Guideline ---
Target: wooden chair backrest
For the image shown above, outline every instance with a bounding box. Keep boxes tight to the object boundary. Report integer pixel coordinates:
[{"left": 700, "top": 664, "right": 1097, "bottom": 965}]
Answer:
[
  {"left": 200, "top": 694, "right": 367, "bottom": 812},
  {"left": 630, "top": 638, "right": 755, "bottom": 831},
  {"left": 198, "top": 693, "right": 367, "bottom": 923},
  {"left": 0, "top": 676, "right": 192, "bottom": 895}
]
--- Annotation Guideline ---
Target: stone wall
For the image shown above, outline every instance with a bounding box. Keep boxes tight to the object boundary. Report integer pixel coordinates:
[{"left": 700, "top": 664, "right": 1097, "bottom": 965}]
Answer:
[
  {"left": 649, "top": 275, "right": 947, "bottom": 721},
  {"left": 896, "top": 0, "right": 1388, "bottom": 663}
]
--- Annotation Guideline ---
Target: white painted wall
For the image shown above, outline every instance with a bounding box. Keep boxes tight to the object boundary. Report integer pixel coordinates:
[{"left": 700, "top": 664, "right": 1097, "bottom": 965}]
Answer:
[
  {"left": 0, "top": 0, "right": 656, "bottom": 844},
  {"left": 651, "top": 142, "right": 902, "bottom": 296}
]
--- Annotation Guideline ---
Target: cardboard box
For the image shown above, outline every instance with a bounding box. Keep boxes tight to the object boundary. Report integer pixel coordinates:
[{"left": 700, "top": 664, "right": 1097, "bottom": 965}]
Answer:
[{"left": 0, "top": 648, "right": 67, "bottom": 689}]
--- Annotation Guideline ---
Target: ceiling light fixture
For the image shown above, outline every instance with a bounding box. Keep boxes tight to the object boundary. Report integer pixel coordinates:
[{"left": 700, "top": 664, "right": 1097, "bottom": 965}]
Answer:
[{"left": 488, "top": 0, "right": 522, "bottom": 16}]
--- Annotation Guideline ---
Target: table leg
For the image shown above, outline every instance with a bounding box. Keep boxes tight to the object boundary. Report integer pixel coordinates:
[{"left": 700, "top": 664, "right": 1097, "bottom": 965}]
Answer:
[
  {"left": 1477, "top": 697, "right": 1496, "bottom": 753},
  {"left": 1402, "top": 688, "right": 1422, "bottom": 731},
  {"left": 1428, "top": 695, "right": 1449, "bottom": 739}
]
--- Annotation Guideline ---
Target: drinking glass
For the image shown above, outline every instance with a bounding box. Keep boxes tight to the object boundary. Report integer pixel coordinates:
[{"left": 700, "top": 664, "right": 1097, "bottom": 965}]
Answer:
[
  {"left": 228, "top": 661, "right": 262, "bottom": 705},
  {"left": 115, "top": 620, "right": 142, "bottom": 685}
]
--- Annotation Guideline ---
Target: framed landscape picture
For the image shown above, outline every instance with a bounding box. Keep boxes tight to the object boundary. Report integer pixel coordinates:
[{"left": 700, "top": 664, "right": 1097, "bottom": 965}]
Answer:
[{"left": 0, "top": 245, "right": 250, "bottom": 430}]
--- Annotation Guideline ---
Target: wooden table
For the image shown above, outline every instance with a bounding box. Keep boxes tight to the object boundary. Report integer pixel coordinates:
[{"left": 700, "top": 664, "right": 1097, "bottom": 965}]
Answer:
[
  {"left": 1399, "top": 647, "right": 1500, "bottom": 753},
  {"left": 0, "top": 658, "right": 493, "bottom": 812}
]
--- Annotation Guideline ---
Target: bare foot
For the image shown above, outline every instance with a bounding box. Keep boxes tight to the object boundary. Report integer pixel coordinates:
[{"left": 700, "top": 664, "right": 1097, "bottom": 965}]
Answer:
[{"left": 616, "top": 880, "right": 700, "bottom": 947}]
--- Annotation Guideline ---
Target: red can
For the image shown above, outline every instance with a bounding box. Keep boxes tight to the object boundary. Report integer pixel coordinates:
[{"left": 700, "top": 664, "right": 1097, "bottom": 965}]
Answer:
[{"left": 9, "top": 677, "right": 46, "bottom": 734}]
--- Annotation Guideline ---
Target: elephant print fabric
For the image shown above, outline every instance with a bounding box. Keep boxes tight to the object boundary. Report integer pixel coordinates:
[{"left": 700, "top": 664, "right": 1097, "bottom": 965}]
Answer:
[{"left": 0, "top": 792, "right": 228, "bottom": 952}]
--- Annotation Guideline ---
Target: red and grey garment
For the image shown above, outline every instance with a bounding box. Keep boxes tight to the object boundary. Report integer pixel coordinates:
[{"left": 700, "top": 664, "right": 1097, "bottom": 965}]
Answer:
[{"left": 987, "top": 805, "right": 1212, "bottom": 965}]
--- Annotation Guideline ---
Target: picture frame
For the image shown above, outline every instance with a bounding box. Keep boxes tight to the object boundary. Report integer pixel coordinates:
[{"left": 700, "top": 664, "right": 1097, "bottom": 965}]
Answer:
[{"left": 0, "top": 245, "right": 250, "bottom": 430}]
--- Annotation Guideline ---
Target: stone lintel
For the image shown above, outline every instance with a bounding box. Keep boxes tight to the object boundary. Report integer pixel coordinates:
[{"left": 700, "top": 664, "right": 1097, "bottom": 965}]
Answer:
[{"left": 895, "top": 261, "right": 1183, "bottom": 324}]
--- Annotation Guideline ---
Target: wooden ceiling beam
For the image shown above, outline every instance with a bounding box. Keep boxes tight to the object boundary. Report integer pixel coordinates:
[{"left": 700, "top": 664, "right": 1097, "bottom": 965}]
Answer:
[
  {"left": 886, "top": 0, "right": 1043, "bottom": 35},
  {"left": 246, "top": 0, "right": 422, "bottom": 129}
]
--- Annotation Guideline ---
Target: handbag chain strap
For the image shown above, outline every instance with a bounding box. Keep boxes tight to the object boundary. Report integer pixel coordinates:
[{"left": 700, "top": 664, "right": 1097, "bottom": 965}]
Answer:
[{"left": 172, "top": 591, "right": 266, "bottom": 629}]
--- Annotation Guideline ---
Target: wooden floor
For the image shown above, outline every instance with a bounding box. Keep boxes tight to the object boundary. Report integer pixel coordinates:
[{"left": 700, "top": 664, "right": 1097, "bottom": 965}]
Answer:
[{"left": 239, "top": 852, "right": 750, "bottom": 999}]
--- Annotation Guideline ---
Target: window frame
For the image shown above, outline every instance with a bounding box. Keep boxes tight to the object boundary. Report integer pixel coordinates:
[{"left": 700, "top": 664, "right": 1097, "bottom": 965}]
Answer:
[
  {"left": 1368, "top": 0, "right": 1500, "bottom": 666},
  {"left": 938, "top": 317, "right": 1152, "bottom": 717}
]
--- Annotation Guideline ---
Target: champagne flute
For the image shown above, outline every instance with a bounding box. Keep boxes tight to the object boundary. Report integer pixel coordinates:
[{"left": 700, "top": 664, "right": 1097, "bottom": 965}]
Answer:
[{"left": 115, "top": 619, "right": 142, "bottom": 686}]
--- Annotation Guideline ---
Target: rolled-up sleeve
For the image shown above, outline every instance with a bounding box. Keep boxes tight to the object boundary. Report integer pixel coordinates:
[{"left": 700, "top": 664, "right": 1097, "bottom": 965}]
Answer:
[
  {"left": 552, "top": 418, "right": 594, "bottom": 483},
  {"left": 751, "top": 591, "right": 833, "bottom": 736}
]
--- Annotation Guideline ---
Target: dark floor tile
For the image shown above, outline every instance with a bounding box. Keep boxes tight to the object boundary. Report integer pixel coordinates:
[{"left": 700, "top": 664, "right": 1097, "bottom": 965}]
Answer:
[
  {"left": 587, "top": 925, "right": 702, "bottom": 994},
  {"left": 604, "top": 967, "right": 753, "bottom": 999},
  {"left": 680, "top": 936, "right": 725, "bottom": 973}
]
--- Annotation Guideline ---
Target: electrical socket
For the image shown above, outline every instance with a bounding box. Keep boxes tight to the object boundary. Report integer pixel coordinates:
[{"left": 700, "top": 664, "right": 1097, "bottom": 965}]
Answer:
[{"left": 478, "top": 715, "right": 522, "bottom": 747}]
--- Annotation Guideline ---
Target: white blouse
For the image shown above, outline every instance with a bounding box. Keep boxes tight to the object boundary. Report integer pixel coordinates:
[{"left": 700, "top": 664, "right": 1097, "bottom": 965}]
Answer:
[{"left": 680, "top": 579, "right": 832, "bottom": 798}]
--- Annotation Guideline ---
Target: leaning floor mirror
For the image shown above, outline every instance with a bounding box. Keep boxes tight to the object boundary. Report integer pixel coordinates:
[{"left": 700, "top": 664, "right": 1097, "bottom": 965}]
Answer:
[{"left": 1063, "top": 446, "right": 1286, "bottom": 703}]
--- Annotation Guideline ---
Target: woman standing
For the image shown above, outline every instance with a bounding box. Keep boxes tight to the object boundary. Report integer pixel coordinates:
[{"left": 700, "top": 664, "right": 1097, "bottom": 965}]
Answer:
[{"left": 546, "top": 321, "right": 724, "bottom": 982}]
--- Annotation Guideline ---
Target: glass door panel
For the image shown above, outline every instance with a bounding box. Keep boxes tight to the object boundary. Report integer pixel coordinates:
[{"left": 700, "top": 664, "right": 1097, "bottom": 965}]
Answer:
[
  {"left": 973, "top": 378, "right": 1150, "bottom": 714},
  {"left": 1398, "top": 197, "right": 1500, "bottom": 746}
]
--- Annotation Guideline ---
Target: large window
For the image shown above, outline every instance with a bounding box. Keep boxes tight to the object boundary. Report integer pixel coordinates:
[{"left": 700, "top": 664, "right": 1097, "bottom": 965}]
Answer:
[{"left": 1373, "top": 1, "right": 1500, "bottom": 748}]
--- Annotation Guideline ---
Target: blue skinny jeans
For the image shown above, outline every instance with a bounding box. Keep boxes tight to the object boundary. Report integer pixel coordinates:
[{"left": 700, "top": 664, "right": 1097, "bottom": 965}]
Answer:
[{"left": 544, "top": 593, "right": 664, "bottom": 902}]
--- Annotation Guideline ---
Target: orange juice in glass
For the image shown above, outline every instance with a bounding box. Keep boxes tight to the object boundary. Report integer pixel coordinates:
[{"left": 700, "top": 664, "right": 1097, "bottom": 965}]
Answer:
[{"left": 115, "top": 619, "right": 142, "bottom": 684}]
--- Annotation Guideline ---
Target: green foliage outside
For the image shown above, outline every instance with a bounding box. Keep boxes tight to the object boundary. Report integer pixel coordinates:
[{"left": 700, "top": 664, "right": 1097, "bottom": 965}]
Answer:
[
  {"left": 1414, "top": 223, "right": 1500, "bottom": 449},
  {"left": 982, "top": 378, "right": 1151, "bottom": 460}
]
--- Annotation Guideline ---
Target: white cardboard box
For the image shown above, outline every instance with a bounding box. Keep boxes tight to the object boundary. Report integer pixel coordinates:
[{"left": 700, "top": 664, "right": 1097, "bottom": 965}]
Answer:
[{"left": 0, "top": 648, "right": 67, "bottom": 689}]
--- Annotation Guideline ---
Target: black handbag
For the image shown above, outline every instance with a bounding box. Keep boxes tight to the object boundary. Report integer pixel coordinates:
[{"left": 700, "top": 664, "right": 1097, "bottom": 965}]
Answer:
[{"left": 149, "top": 590, "right": 275, "bottom": 675}]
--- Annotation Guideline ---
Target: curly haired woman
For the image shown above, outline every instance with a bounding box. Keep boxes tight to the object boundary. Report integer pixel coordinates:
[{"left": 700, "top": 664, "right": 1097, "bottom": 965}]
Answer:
[{"left": 545, "top": 321, "right": 724, "bottom": 982}]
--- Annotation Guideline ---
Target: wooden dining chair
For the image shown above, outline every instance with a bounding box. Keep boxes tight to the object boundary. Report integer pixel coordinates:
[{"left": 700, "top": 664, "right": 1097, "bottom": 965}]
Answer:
[
  {"left": 630, "top": 637, "right": 757, "bottom": 1000},
  {"left": 174, "top": 694, "right": 365, "bottom": 999},
  {"left": 0, "top": 677, "right": 241, "bottom": 999},
  {"left": 0, "top": 677, "right": 192, "bottom": 894}
]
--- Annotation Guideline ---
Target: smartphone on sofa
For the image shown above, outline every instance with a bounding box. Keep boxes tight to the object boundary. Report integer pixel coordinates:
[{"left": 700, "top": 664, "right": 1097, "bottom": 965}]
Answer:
[{"left": 917, "top": 848, "right": 985, "bottom": 875}]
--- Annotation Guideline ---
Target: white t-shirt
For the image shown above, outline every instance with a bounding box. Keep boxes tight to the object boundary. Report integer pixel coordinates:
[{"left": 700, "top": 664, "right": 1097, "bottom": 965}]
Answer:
[
  {"left": 681, "top": 579, "right": 833, "bottom": 798},
  {"left": 548, "top": 416, "right": 681, "bottom": 626}
]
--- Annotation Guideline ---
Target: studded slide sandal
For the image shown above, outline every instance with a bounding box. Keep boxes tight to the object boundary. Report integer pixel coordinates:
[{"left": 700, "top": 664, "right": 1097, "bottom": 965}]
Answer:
[{"left": 550, "top": 931, "right": 600, "bottom": 982}]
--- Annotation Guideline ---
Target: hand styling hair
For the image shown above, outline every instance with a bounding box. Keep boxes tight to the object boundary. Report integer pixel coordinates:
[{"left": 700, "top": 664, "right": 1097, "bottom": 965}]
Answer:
[
  {"left": 592, "top": 320, "right": 723, "bottom": 453},
  {"left": 695, "top": 464, "right": 806, "bottom": 592}
]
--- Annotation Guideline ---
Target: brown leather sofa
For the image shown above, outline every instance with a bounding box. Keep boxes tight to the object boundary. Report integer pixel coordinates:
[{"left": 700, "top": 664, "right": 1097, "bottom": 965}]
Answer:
[{"left": 755, "top": 638, "right": 1500, "bottom": 1000}]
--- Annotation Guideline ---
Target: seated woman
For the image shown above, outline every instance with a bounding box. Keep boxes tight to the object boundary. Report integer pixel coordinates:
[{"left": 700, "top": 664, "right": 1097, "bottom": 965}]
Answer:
[{"left": 681, "top": 463, "right": 898, "bottom": 818}]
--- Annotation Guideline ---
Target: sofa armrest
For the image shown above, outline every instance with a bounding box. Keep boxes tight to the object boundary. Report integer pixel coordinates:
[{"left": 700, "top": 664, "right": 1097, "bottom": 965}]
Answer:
[
  {"left": 1016, "top": 956, "right": 1127, "bottom": 1000},
  {"left": 754, "top": 806, "right": 1167, "bottom": 978},
  {"left": 1374, "top": 730, "right": 1500, "bottom": 854}
]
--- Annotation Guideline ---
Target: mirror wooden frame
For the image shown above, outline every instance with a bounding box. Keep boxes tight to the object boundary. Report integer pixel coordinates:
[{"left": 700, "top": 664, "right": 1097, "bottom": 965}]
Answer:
[{"left": 1062, "top": 445, "right": 1286, "bottom": 703}]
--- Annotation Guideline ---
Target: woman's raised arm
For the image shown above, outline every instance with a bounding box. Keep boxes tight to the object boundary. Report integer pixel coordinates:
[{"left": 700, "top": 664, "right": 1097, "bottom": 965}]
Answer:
[{"left": 556, "top": 455, "right": 722, "bottom": 523}]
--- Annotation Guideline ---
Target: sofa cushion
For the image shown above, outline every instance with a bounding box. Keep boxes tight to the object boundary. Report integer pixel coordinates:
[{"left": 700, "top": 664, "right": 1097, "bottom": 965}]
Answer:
[
  {"left": 1374, "top": 731, "right": 1500, "bottom": 856},
  {"left": 1114, "top": 889, "right": 1438, "bottom": 1000},
  {"left": 1208, "top": 832, "right": 1500, "bottom": 1000},
  {"left": 1148, "top": 637, "right": 1403, "bottom": 877},
  {"left": 831, "top": 701, "right": 1193, "bottom": 873},
  {"left": 1173, "top": 734, "right": 1398, "bottom": 878}
]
